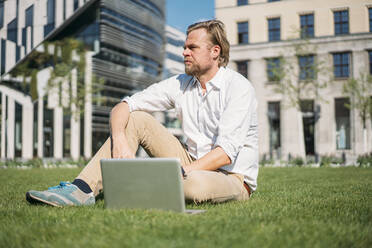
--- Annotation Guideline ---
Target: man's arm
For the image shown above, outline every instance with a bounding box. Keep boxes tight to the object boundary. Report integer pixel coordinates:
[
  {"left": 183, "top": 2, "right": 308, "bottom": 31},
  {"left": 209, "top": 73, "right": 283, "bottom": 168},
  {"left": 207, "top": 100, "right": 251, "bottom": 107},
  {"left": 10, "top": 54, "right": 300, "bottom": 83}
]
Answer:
[
  {"left": 109, "top": 101, "right": 135, "bottom": 158},
  {"left": 183, "top": 146, "right": 231, "bottom": 173}
]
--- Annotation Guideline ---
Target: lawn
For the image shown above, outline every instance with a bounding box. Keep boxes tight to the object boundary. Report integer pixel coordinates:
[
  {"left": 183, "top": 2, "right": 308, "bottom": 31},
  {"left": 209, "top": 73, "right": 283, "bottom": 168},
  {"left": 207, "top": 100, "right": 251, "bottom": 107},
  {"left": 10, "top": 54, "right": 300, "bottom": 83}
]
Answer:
[{"left": 0, "top": 167, "right": 371, "bottom": 248}]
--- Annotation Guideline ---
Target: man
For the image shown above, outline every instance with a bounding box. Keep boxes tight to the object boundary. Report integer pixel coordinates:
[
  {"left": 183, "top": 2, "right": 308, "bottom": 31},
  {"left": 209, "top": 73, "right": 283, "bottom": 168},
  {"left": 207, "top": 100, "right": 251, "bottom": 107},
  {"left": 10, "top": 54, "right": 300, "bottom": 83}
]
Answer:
[{"left": 26, "top": 20, "right": 258, "bottom": 207}]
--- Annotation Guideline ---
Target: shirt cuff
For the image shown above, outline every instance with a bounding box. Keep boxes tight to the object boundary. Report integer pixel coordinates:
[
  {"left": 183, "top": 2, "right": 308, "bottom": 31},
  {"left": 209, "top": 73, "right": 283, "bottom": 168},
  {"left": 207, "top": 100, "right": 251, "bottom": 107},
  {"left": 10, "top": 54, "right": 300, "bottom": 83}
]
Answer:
[
  {"left": 121, "top": 96, "right": 134, "bottom": 112},
  {"left": 214, "top": 138, "right": 241, "bottom": 164}
]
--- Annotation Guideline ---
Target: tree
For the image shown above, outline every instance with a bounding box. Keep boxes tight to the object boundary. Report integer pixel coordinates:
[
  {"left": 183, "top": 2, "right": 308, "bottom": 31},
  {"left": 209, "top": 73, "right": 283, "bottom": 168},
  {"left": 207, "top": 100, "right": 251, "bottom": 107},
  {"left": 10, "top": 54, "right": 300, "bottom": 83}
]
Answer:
[
  {"left": 343, "top": 73, "right": 372, "bottom": 153},
  {"left": 268, "top": 38, "right": 331, "bottom": 161},
  {"left": 10, "top": 38, "right": 104, "bottom": 120}
]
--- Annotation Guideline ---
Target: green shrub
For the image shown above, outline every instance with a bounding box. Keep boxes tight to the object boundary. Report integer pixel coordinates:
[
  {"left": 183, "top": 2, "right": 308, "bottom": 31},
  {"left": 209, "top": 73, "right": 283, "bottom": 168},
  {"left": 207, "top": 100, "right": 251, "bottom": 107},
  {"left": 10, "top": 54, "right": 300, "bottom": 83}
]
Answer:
[
  {"left": 289, "top": 157, "right": 304, "bottom": 167},
  {"left": 26, "top": 158, "right": 44, "bottom": 168},
  {"left": 320, "top": 155, "right": 343, "bottom": 167},
  {"left": 357, "top": 153, "right": 372, "bottom": 168}
]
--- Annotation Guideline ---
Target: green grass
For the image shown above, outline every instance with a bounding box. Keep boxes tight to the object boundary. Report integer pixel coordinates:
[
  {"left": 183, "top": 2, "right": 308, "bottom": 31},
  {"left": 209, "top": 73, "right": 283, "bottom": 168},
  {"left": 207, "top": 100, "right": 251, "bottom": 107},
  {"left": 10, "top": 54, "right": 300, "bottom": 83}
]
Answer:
[{"left": 0, "top": 167, "right": 371, "bottom": 248}]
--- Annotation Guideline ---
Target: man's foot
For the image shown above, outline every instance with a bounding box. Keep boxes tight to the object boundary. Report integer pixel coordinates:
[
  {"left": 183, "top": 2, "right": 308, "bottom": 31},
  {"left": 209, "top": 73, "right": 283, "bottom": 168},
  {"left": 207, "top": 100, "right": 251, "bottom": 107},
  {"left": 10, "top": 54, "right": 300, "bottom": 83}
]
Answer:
[{"left": 26, "top": 182, "right": 95, "bottom": 207}]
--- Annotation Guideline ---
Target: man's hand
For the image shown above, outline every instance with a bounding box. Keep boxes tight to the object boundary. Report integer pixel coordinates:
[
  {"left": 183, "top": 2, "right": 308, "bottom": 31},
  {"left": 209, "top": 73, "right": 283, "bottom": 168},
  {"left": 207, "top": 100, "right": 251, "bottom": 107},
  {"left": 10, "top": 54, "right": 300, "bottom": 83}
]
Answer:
[
  {"left": 182, "top": 146, "right": 231, "bottom": 174},
  {"left": 111, "top": 132, "right": 135, "bottom": 159}
]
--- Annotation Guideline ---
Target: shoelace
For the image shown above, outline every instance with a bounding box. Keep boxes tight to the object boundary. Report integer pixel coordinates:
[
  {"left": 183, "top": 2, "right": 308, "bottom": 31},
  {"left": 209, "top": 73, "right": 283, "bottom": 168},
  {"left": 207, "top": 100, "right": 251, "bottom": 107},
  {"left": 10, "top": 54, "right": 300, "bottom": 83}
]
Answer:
[{"left": 48, "top": 181, "right": 71, "bottom": 190}]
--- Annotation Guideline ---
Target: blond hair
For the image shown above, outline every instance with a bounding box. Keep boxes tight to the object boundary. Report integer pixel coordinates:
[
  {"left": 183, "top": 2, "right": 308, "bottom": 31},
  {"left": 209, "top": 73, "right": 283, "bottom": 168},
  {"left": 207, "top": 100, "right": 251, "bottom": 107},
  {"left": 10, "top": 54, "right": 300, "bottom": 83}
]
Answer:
[{"left": 187, "top": 20, "right": 230, "bottom": 67}]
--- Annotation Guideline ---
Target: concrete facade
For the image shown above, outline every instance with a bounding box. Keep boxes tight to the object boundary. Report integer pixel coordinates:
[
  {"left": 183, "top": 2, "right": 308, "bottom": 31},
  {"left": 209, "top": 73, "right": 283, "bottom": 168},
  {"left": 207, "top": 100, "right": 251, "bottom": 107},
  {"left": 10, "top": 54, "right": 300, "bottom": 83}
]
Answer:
[{"left": 216, "top": 0, "right": 372, "bottom": 160}]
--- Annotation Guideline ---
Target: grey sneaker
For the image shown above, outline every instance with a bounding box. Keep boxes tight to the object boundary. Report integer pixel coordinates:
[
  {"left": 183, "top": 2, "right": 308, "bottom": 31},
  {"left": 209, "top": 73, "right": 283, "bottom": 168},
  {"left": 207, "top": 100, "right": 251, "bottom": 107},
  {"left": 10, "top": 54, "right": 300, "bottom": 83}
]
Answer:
[{"left": 26, "top": 181, "right": 95, "bottom": 207}]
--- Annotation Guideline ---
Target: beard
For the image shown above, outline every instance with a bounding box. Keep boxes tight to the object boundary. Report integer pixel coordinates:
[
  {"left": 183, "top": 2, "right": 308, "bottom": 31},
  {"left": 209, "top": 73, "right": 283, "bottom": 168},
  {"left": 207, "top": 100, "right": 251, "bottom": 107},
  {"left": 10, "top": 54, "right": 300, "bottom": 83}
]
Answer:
[{"left": 184, "top": 62, "right": 201, "bottom": 76}]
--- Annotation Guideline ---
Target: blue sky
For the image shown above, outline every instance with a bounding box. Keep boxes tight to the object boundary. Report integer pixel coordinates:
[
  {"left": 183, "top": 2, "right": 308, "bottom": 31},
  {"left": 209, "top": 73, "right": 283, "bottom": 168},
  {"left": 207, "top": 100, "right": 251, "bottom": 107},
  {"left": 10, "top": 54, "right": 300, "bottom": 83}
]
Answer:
[{"left": 166, "top": 0, "right": 215, "bottom": 33}]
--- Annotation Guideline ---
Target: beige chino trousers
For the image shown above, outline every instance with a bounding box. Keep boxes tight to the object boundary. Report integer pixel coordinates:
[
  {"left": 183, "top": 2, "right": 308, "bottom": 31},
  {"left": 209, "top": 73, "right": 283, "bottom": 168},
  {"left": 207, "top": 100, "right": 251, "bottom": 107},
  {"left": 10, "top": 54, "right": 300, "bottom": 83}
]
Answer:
[{"left": 77, "top": 111, "right": 249, "bottom": 203}]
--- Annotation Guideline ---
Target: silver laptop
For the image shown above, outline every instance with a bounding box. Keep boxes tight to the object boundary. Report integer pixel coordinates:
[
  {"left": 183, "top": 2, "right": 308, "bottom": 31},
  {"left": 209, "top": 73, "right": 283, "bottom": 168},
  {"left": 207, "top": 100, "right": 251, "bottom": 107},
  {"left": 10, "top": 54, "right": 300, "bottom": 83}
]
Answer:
[{"left": 100, "top": 158, "right": 205, "bottom": 214}]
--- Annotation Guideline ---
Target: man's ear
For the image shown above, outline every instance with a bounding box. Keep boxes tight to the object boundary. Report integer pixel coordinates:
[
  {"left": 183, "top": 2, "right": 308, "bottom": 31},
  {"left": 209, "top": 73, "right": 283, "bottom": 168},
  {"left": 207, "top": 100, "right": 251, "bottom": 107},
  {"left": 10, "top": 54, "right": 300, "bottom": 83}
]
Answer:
[{"left": 211, "top": 45, "right": 221, "bottom": 60}]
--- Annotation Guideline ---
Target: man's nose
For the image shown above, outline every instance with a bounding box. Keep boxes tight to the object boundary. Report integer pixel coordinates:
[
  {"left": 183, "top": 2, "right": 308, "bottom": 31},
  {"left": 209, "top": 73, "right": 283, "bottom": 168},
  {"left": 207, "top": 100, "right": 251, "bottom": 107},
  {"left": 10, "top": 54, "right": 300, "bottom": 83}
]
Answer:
[{"left": 183, "top": 48, "right": 190, "bottom": 57}]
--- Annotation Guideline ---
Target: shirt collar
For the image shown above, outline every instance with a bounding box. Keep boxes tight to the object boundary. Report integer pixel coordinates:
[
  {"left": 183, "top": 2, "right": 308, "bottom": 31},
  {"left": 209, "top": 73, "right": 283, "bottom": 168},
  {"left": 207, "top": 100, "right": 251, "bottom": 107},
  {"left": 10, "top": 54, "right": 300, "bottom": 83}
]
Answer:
[
  {"left": 208, "top": 67, "right": 225, "bottom": 89},
  {"left": 191, "top": 67, "right": 225, "bottom": 89}
]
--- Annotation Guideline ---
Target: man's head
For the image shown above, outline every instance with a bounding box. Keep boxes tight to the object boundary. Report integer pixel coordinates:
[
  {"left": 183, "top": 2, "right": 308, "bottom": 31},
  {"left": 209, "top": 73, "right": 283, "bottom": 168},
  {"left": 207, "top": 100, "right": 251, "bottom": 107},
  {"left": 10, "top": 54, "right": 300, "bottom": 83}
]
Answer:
[{"left": 183, "top": 20, "right": 230, "bottom": 77}]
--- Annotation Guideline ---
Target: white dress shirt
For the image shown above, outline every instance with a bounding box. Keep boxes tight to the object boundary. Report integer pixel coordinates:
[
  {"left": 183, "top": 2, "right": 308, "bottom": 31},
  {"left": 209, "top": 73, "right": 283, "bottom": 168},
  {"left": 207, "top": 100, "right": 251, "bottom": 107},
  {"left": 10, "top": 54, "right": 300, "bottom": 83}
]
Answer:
[{"left": 123, "top": 67, "right": 259, "bottom": 191}]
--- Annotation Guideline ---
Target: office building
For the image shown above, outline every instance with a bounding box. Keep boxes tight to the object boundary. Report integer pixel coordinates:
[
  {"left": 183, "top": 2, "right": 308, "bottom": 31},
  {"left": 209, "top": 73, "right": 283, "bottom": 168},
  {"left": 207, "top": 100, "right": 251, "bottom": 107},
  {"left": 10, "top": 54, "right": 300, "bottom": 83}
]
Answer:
[
  {"left": 216, "top": 0, "right": 372, "bottom": 160},
  {"left": 0, "top": 0, "right": 165, "bottom": 160}
]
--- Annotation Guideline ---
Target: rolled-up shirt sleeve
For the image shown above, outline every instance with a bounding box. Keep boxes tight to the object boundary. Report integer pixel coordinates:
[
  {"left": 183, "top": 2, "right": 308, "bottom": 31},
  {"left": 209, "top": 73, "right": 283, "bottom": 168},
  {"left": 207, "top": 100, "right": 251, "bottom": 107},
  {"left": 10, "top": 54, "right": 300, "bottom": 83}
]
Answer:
[
  {"left": 122, "top": 76, "right": 179, "bottom": 113},
  {"left": 214, "top": 84, "right": 257, "bottom": 163}
]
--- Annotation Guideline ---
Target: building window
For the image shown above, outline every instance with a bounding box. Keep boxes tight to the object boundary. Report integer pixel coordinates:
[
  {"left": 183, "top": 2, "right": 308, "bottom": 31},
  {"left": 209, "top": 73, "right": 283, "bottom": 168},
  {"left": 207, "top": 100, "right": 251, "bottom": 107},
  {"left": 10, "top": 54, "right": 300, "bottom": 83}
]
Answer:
[
  {"left": 15, "top": 102, "right": 22, "bottom": 158},
  {"left": 237, "top": 21, "right": 249, "bottom": 44},
  {"left": 1, "top": 39, "right": 5, "bottom": 75},
  {"left": 369, "top": 8, "right": 372, "bottom": 33},
  {"left": 25, "top": 5, "right": 34, "bottom": 27},
  {"left": 236, "top": 61, "right": 248, "bottom": 78},
  {"left": 333, "top": 52, "right": 350, "bottom": 78},
  {"left": 268, "top": 18, "right": 280, "bottom": 42},
  {"left": 7, "top": 19, "right": 17, "bottom": 43},
  {"left": 74, "top": 0, "right": 79, "bottom": 11},
  {"left": 24, "top": 5, "right": 34, "bottom": 50},
  {"left": 268, "top": 102, "right": 281, "bottom": 158},
  {"left": 369, "top": 51, "right": 372, "bottom": 75},
  {"left": 166, "top": 52, "right": 183, "bottom": 63},
  {"left": 33, "top": 102, "right": 38, "bottom": 157},
  {"left": 300, "top": 14, "right": 314, "bottom": 38},
  {"left": 334, "top": 10, "right": 349, "bottom": 35},
  {"left": 266, "top": 57, "right": 281, "bottom": 82},
  {"left": 237, "top": 0, "right": 248, "bottom": 6},
  {"left": 300, "top": 100, "right": 315, "bottom": 155},
  {"left": 44, "top": 0, "right": 55, "bottom": 37},
  {"left": 0, "top": 2, "right": 4, "bottom": 29},
  {"left": 43, "top": 101, "right": 54, "bottom": 157},
  {"left": 335, "top": 98, "right": 351, "bottom": 150},
  {"left": 299, "top": 55, "right": 315, "bottom": 80}
]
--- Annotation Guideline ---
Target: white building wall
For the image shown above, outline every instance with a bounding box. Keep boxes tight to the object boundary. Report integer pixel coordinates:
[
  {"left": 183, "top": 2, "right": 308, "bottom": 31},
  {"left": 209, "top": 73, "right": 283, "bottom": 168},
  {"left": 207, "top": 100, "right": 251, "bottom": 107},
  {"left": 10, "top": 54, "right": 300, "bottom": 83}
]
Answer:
[{"left": 217, "top": 0, "right": 372, "bottom": 159}]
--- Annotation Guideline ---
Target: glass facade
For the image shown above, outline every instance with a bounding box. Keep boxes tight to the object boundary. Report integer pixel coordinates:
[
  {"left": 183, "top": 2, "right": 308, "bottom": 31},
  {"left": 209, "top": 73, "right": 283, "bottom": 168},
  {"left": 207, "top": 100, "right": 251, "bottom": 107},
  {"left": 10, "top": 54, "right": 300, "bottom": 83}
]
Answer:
[
  {"left": 333, "top": 52, "right": 350, "bottom": 78},
  {"left": 238, "top": 21, "right": 249, "bottom": 44},
  {"left": 335, "top": 98, "right": 351, "bottom": 150},
  {"left": 237, "top": 0, "right": 248, "bottom": 6},
  {"left": 167, "top": 37, "right": 184, "bottom": 47},
  {"left": 268, "top": 18, "right": 280, "bottom": 41},
  {"left": 299, "top": 55, "right": 315, "bottom": 80},
  {"left": 266, "top": 57, "right": 281, "bottom": 81},
  {"left": 15, "top": 102, "right": 22, "bottom": 158},
  {"left": 128, "top": 0, "right": 164, "bottom": 18},
  {"left": 101, "top": 8, "right": 163, "bottom": 48},
  {"left": 166, "top": 52, "right": 183, "bottom": 63},
  {"left": 236, "top": 60, "right": 248, "bottom": 78},
  {"left": 268, "top": 102, "right": 281, "bottom": 158},
  {"left": 334, "top": 10, "right": 349, "bottom": 35},
  {"left": 300, "top": 14, "right": 314, "bottom": 38}
]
